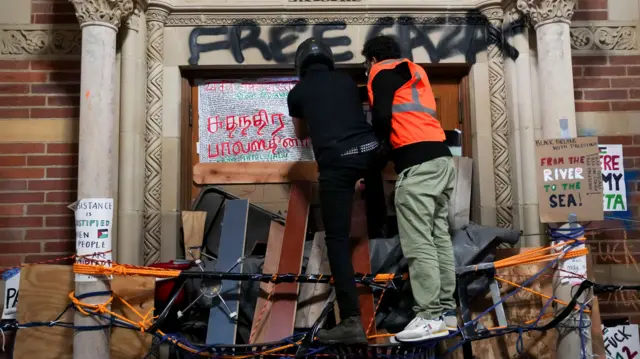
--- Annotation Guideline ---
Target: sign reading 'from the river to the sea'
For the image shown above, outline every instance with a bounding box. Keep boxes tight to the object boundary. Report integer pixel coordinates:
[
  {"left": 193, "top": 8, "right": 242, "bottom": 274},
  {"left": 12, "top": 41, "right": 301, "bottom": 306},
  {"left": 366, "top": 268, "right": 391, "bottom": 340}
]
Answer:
[
  {"left": 535, "top": 137, "right": 604, "bottom": 223},
  {"left": 198, "top": 79, "right": 315, "bottom": 163}
]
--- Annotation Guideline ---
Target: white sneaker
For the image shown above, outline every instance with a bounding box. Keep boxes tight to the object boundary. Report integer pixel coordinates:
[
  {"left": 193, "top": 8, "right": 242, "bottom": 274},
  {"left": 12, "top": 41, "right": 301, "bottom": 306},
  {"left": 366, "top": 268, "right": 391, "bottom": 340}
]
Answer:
[{"left": 394, "top": 317, "right": 449, "bottom": 343}]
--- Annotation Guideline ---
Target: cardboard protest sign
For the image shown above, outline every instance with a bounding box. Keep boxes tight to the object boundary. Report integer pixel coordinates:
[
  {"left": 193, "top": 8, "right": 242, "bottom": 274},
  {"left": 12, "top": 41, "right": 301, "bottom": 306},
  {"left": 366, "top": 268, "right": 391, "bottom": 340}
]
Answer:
[
  {"left": 602, "top": 324, "right": 640, "bottom": 359},
  {"left": 535, "top": 137, "right": 603, "bottom": 223},
  {"left": 74, "top": 198, "right": 114, "bottom": 282},
  {"left": 1, "top": 267, "right": 20, "bottom": 320},
  {"left": 599, "top": 145, "right": 627, "bottom": 212}
]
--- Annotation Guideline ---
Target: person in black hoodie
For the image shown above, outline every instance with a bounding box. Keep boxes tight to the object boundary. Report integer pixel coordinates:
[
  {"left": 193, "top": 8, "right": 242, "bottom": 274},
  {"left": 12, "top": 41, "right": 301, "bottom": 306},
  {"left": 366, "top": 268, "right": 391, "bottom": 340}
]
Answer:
[{"left": 288, "top": 38, "right": 382, "bottom": 345}]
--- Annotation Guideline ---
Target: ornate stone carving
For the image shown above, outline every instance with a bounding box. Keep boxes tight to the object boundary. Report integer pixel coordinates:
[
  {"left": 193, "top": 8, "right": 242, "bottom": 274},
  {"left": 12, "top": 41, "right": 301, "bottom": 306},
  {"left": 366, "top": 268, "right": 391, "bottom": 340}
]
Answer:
[
  {"left": 165, "top": 14, "right": 487, "bottom": 26},
  {"left": 516, "top": 0, "right": 577, "bottom": 27},
  {"left": 0, "top": 28, "right": 80, "bottom": 56},
  {"left": 289, "top": 0, "right": 360, "bottom": 1},
  {"left": 143, "top": 6, "right": 169, "bottom": 265},
  {"left": 570, "top": 24, "right": 638, "bottom": 52},
  {"left": 480, "top": 6, "right": 514, "bottom": 229},
  {"left": 125, "top": 1, "right": 148, "bottom": 31},
  {"left": 69, "top": 0, "right": 135, "bottom": 28}
]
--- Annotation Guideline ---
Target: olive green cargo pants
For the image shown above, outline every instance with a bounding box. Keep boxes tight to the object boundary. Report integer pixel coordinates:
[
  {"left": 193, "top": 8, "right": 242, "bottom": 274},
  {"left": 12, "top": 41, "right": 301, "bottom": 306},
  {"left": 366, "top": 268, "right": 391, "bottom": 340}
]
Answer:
[{"left": 394, "top": 156, "right": 457, "bottom": 320}]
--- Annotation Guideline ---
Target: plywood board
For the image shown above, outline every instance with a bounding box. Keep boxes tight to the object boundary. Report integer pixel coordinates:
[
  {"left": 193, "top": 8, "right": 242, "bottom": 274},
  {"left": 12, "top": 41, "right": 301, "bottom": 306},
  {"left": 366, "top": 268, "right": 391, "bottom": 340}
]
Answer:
[
  {"left": 206, "top": 199, "right": 249, "bottom": 345},
  {"left": 295, "top": 231, "right": 331, "bottom": 328},
  {"left": 111, "top": 276, "right": 155, "bottom": 359},
  {"left": 250, "top": 221, "right": 285, "bottom": 343},
  {"left": 13, "top": 265, "right": 74, "bottom": 359},
  {"left": 261, "top": 181, "right": 311, "bottom": 342},
  {"left": 13, "top": 265, "right": 154, "bottom": 359},
  {"left": 181, "top": 210, "right": 207, "bottom": 260}
]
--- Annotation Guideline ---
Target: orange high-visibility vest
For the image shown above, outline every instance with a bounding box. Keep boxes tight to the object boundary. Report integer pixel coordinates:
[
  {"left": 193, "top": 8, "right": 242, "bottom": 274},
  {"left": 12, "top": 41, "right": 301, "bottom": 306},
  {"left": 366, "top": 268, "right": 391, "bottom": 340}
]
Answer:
[{"left": 367, "top": 58, "right": 445, "bottom": 149}]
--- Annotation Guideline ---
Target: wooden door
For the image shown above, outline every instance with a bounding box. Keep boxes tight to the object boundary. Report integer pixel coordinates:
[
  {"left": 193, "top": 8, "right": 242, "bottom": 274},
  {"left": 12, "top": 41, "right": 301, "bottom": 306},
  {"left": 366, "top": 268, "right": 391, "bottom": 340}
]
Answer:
[{"left": 432, "top": 79, "right": 460, "bottom": 132}]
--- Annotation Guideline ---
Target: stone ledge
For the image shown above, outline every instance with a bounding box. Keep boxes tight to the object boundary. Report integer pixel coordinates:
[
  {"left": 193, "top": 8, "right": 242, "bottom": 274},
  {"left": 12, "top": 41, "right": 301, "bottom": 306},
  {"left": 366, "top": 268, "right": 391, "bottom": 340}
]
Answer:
[
  {"left": 570, "top": 20, "right": 640, "bottom": 55},
  {"left": 0, "top": 25, "right": 81, "bottom": 58}
]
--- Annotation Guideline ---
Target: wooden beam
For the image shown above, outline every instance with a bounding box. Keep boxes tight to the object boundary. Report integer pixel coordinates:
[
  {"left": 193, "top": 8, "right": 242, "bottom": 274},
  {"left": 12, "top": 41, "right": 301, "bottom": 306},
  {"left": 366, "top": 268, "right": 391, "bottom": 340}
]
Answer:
[
  {"left": 181, "top": 210, "right": 207, "bottom": 260},
  {"left": 193, "top": 162, "right": 399, "bottom": 185}
]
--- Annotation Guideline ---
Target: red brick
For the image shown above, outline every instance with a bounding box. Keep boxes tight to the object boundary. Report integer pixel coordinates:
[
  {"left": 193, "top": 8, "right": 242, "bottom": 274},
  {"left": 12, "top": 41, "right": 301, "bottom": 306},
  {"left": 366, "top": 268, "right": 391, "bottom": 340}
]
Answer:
[
  {"left": 47, "top": 95, "right": 79, "bottom": 107},
  {"left": 572, "top": 10, "right": 608, "bottom": 21},
  {"left": 27, "top": 203, "right": 71, "bottom": 215},
  {"left": 576, "top": 0, "right": 607, "bottom": 9},
  {"left": 46, "top": 191, "right": 76, "bottom": 203},
  {"left": 0, "top": 242, "right": 40, "bottom": 254},
  {"left": 30, "top": 107, "right": 79, "bottom": 119},
  {"left": 46, "top": 166, "right": 77, "bottom": 178},
  {"left": 629, "top": 89, "right": 640, "bottom": 99},
  {"left": 49, "top": 71, "right": 80, "bottom": 83},
  {"left": 0, "top": 180, "right": 27, "bottom": 191},
  {"left": 0, "top": 255, "right": 22, "bottom": 267},
  {"left": 0, "top": 205, "right": 24, "bottom": 216},
  {"left": 27, "top": 154, "right": 77, "bottom": 166},
  {"left": 610, "top": 56, "right": 640, "bottom": 65},
  {"left": 573, "top": 66, "right": 583, "bottom": 77},
  {"left": 28, "top": 179, "right": 76, "bottom": 191},
  {"left": 45, "top": 216, "right": 73, "bottom": 227},
  {"left": 47, "top": 143, "right": 78, "bottom": 154},
  {"left": 611, "top": 77, "right": 640, "bottom": 88},
  {"left": 31, "top": 83, "right": 80, "bottom": 94},
  {"left": 0, "top": 95, "right": 46, "bottom": 107},
  {"left": 572, "top": 56, "right": 608, "bottom": 66},
  {"left": 574, "top": 78, "right": 610, "bottom": 89},
  {"left": 24, "top": 254, "right": 73, "bottom": 264},
  {"left": 584, "top": 89, "right": 628, "bottom": 100},
  {"left": 31, "top": 2, "right": 53, "bottom": 13},
  {"left": 0, "top": 108, "right": 29, "bottom": 118},
  {"left": 50, "top": 1, "right": 76, "bottom": 13},
  {"left": 583, "top": 66, "right": 626, "bottom": 77},
  {"left": 0, "top": 229, "right": 24, "bottom": 241},
  {"left": 0, "top": 192, "right": 44, "bottom": 203},
  {"left": 26, "top": 228, "right": 74, "bottom": 240},
  {"left": 31, "top": 60, "right": 81, "bottom": 71},
  {"left": 624, "top": 158, "right": 635, "bottom": 168},
  {"left": 628, "top": 66, "right": 640, "bottom": 76},
  {"left": 0, "top": 72, "right": 47, "bottom": 83},
  {"left": 0, "top": 143, "right": 45, "bottom": 154},
  {"left": 0, "top": 168, "right": 44, "bottom": 179},
  {"left": 0, "top": 216, "right": 43, "bottom": 228},
  {"left": 0, "top": 84, "right": 29, "bottom": 94},
  {"left": 623, "top": 146, "right": 640, "bottom": 157},
  {"left": 0, "top": 155, "right": 26, "bottom": 167},
  {"left": 32, "top": 13, "right": 77, "bottom": 24},
  {"left": 574, "top": 91, "right": 583, "bottom": 100},
  {"left": 634, "top": 135, "right": 640, "bottom": 145},
  {"left": 44, "top": 240, "right": 75, "bottom": 253},
  {"left": 0, "top": 61, "right": 29, "bottom": 70},
  {"left": 598, "top": 136, "right": 634, "bottom": 146},
  {"left": 611, "top": 101, "right": 640, "bottom": 111},
  {"left": 575, "top": 101, "right": 610, "bottom": 112}
]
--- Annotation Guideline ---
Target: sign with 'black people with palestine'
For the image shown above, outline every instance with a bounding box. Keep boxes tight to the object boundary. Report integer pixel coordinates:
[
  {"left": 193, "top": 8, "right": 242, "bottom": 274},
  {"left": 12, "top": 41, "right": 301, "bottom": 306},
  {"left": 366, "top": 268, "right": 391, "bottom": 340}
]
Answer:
[{"left": 535, "top": 137, "right": 604, "bottom": 223}]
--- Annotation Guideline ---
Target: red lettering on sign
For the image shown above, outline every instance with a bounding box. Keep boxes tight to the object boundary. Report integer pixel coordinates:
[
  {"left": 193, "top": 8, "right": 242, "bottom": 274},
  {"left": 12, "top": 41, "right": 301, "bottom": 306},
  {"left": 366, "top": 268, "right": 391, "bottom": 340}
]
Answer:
[
  {"left": 540, "top": 157, "right": 564, "bottom": 166},
  {"left": 601, "top": 154, "right": 620, "bottom": 171},
  {"left": 623, "top": 346, "right": 638, "bottom": 359}
]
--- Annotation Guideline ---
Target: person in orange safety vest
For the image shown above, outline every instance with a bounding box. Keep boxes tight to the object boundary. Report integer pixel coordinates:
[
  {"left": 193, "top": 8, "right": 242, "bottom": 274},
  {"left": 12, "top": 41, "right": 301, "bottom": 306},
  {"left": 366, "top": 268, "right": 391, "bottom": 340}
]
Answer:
[{"left": 362, "top": 35, "right": 458, "bottom": 343}]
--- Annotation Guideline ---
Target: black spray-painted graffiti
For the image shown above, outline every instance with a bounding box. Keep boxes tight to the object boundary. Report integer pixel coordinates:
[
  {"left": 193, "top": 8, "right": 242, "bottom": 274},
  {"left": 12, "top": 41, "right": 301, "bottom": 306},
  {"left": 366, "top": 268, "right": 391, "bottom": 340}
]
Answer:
[{"left": 188, "top": 15, "right": 517, "bottom": 65}]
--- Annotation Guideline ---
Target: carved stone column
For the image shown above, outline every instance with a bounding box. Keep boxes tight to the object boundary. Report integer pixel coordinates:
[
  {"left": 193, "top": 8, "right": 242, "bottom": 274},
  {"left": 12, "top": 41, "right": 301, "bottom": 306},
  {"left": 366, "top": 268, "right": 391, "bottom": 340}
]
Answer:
[
  {"left": 517, "top": 0, "right": 579, "bottom": 138},
  {"left": 118, "top": 0, "right": 148, "bottom": 265},
  {"left": 480, "top": 5, "right": 514, "bottom": 229},
  {"left": 69, "top": 0, "right": 134, "bottom": 358},
  {"left": 144, "top": 5, "right": 169, "bottom": 265}
]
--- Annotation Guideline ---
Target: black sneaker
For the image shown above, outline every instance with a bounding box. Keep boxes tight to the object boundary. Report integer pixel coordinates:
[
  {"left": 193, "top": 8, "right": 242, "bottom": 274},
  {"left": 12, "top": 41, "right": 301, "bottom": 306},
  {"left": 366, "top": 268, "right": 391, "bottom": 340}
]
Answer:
[{"left": 316, "top": 316, "right": 368, "bottom": 345}]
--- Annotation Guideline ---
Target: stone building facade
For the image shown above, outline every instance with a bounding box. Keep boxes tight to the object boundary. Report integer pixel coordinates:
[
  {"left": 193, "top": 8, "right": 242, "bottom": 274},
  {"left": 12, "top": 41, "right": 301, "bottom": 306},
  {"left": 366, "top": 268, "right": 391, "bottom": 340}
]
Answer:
[{"left": 0, "top": 0, "right": 638, "bottom": 326}]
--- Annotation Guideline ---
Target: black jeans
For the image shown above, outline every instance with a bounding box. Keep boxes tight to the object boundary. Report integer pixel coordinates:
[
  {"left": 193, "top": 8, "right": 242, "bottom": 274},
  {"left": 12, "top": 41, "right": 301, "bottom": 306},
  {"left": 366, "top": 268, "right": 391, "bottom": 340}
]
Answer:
[{"left": 318, "top": 148, "right": 384, "bottom": 320}]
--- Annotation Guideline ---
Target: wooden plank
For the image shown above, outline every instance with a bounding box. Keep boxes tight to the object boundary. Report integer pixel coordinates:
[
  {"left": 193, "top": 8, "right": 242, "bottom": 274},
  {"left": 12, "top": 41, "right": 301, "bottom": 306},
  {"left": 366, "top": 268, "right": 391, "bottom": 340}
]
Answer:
[
  {"left": 110, "top": 276, "right": 155, "bottom": 359},
  {"left": 193, "top": 162, "right": 400, "bottom": 185},
  {"left": 295, "top": 231, "right": 331, "bottom": 328},
  {"left": 181, "top": 210, "right": 207, "bottom": 260},
  {"left": 206, "top": 199, "right": 249, "bottom": 345},
  {"left": 350, "top": 189, "right": 376, "bottom": 335},
  {"left": 14, "top": 265, "right": 74, "bottom": 359},
  {"left": 261, "top": 181, "right": 312, "bottom": 342},
  {"left": 448, "top": 157, "right": 473, "bottom": 229},
  {"left": 250, "top": 221, "right": 285, "bottom": 343}
]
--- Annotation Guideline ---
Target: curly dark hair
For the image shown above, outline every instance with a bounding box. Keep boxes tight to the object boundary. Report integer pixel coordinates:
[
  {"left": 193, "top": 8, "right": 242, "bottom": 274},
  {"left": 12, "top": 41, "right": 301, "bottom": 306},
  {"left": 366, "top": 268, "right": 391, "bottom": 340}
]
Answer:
[{"left": 361, "top": 35, "right": 402, "bottom": 62}]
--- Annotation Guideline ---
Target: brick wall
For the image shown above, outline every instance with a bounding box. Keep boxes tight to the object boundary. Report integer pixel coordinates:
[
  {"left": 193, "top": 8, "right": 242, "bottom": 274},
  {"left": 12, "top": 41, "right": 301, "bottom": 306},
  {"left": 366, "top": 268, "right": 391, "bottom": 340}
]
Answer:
[{"left": 0, "top": 1, "right": 80, "bottom": 272}]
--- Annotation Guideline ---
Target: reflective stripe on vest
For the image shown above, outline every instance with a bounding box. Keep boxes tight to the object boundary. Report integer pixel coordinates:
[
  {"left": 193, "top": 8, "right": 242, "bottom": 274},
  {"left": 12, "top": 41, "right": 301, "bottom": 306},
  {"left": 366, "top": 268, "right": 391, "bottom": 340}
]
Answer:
[{"left": 374, "top": 59, "right": 437, "bottom": 118}]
